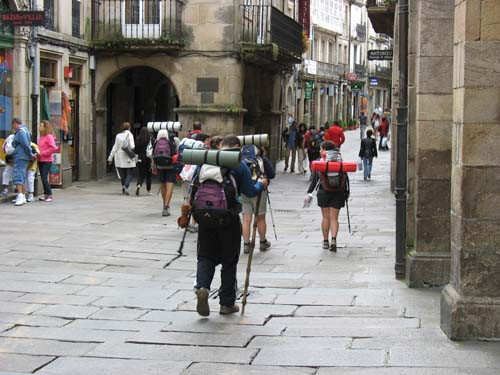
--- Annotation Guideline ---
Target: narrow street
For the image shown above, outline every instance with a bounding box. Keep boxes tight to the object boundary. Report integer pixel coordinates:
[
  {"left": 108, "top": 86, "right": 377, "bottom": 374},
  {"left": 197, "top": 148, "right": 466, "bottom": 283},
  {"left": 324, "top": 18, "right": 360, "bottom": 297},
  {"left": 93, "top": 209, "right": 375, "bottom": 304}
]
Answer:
[{"left": 1, "top": 130, "right": 499, "bottom": 374}]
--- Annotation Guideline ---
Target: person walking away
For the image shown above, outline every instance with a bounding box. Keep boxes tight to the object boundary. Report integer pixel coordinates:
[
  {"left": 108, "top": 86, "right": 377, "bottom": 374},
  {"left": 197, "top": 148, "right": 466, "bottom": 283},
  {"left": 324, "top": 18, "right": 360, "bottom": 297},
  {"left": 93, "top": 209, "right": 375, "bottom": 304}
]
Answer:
[
  {"left": 187, "top": 121, "right": 202, "bottom": 139},
  {"left": 372, "top": 113, "right": 380, "bottom": 140},
  {"left": 192, "top": 135, "right": 268, "bottom": 317},
  {"left": 25, "top": 142, "right": 39, "bottom": 202},
  {"left": 305, "top": 125, "right": 323, "bottom": 173},
  {"left": 11, "top": 118, "right": 33, "bottom": 206},
  {"left": 359, "top": 111, "right": 368, "bottom": 139},
  {"left": 37, "top": 120, "right": 57, "bottom": 202},
  {"left": 305, "top": 141, "right": 348, "bottom": 252},
  {"left": 296, "top": 123, "right": 307, "bottom": 174},
  {"left": 152, "top": 129, "right": 179, "bottom": 216},
  {"left": 1, "top": 132, "right": 15, "bottom": 197},
  {"left": 359, "top": 129, "right": 378, "bottom": 181},
  {"left": 379, "top": 116, "right": 389, "bottom": 150},
  {"left": 241, "top": 145, "right": 275, "bottom": 254},
  {"left": 108, "top": 122, "right": 136, "bottom": 195},
  {"left": 134, "top": 127, "right": 152, "bottom": 196},
  {"left": 284, "top": 121, "right": 298, "bottom": 172},
  {"left": 324, "top": 121, "right": 345, "bottom": 149}
]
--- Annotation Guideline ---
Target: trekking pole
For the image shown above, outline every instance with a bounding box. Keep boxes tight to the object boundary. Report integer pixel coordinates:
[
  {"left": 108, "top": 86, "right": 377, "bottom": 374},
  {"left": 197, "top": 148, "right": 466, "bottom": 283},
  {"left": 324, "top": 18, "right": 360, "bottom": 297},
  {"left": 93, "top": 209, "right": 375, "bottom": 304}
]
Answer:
[
  {"left": 242, "top": 192, "right": 263, "bottom": 315},
  {"left": 266, "top": 189, "right": 278, "bottom": 241},
  {"left": 178, "top": 210, "right": 192, "bottom": 255},
  {"left": 345, "top": 197, "right": 352, "bottom": 235}
]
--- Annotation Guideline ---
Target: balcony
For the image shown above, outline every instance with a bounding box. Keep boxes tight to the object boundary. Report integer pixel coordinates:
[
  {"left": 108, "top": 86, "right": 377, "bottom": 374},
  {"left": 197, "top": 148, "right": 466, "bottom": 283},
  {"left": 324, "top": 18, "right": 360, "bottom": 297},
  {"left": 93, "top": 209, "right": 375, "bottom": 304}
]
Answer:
[
  {"left": 303, "top": 60, "right": 346, "bottom": 81},
  {"left": 240, "top": 5, "right": 303, "bottom": 68},
  {"left": 366, "top": 0, "right": 395, "bottom": 37},
  {"left": 355, "top": 63, "right": 366, "bottom": 78},
  {"left": 372, "top": 65, "right": 392, "bottom": 79},
  {"left": 91, "top": 0, "right": 183, "bottom": 52}
]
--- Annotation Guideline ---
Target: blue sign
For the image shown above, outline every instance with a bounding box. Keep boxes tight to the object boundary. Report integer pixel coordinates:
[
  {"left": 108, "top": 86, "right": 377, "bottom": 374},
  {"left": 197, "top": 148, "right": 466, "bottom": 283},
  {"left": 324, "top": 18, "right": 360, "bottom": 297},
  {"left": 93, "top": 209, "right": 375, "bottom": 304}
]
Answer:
[{"left": 369, "top": 77, "right": 379, "bottom": 86}]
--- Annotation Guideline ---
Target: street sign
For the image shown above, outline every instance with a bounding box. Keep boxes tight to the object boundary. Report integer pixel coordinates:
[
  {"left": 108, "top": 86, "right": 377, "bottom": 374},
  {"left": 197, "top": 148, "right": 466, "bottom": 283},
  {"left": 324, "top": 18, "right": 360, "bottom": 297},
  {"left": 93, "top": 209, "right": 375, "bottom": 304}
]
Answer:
[
  {"left": 368, "top": 49, "right": 393, "bottom": 61},
  {"left": 369, "top": 77, "right": 379, "bottom": 86},
  {"left": 351, "top": 81, "right": 364, "bottom": 92},
  {"left": 1, "top": 11, "right": 45, "bottom": 27},
  {"left": 347, "top": 72, "right": 357, "bottom": 82}
]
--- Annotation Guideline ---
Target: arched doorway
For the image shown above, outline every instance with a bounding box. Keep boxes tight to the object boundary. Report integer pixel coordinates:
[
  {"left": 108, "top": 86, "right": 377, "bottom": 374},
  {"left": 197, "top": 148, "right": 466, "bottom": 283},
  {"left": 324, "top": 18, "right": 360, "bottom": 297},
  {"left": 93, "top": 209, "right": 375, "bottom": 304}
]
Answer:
[{"left": 104, "top": 66, "right": 178, "bottom": 161}]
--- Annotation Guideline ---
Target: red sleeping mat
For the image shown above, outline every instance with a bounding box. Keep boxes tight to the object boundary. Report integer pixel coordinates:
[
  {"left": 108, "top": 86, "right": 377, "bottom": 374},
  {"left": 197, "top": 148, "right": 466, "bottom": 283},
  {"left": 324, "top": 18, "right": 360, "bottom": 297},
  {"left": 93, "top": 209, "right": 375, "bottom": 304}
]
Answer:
[{"left": 311, "top": 161, "right": 357, "bottom": 173}]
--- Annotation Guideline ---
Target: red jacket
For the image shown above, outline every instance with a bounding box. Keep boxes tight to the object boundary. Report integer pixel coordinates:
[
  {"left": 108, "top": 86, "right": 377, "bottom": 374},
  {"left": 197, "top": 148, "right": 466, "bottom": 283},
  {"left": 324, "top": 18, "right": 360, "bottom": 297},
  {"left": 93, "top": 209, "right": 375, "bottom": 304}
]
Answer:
[
  {"left": 380, "top": 119, "right": 389, "bottom": 137},
  {"left": 324, "top": 126, "right": 345, "bottom": 147}
]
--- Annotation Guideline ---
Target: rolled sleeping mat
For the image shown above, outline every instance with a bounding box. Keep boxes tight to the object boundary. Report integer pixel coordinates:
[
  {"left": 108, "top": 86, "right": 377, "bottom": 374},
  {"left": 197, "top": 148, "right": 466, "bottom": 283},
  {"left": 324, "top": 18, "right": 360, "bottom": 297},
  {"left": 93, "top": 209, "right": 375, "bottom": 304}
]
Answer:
[
  {"left": 181, "top": 149, "right": 241, "bottom": 169},
  {"left": 311, "top": 160, "right": 357, "bottom": 173},
  {"left": 180, "top": 138, "right": 205, "bottom": 149},
  {"left": 147, "top": 121, "right": 182, "bottom": 133},
  {"left": 237, "top": 134, "right": 269, "bottom": 147}
]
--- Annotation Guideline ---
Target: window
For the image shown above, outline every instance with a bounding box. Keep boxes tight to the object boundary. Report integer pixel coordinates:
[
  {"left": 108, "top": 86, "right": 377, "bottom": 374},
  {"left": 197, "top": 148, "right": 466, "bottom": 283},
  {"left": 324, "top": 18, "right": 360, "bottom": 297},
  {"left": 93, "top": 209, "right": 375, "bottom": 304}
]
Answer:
[
  {"left": 44, "top": 0, "right": 55, "bottom": 31},
  {"left": 321, "top": 40, "right": 326, "bottom": 62},
  {"left": 40, "top": 59, "right": 57, "bottom": 84},
  {"left": 69, "top": 64, "right": 82, "bottom": 85},
  {"left": 344, "top": 46, "right": 347, "bottom": 64},
  {"left": 72, "top": 0, "right": 80, "bottom": 37},
  {"left": 328, "top": 42, "right": 333, "bottom": 64}
]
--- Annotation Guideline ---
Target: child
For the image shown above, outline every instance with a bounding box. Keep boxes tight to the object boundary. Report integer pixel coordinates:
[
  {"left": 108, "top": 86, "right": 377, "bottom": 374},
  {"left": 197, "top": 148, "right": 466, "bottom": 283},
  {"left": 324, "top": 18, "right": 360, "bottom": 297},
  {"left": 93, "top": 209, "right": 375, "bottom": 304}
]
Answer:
[
  {"left": 1, "top": 133, "right": 14, "bottom": 196},
  {"left": 304, "top": 141, "right": 349, "bottom": 252},
  {"left": 25, "top": 143, "right": 40, "bottom": 202}
]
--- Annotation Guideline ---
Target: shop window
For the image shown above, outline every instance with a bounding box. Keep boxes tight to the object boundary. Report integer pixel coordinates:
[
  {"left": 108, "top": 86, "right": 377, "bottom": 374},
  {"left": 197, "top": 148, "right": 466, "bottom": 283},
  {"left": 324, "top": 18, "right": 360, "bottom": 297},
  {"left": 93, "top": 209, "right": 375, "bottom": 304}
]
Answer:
[
  {"left": 44, "top": 0, "right": 55, "bottom": 31},
  {"left": 69, "top": 64, "right": 82, "bottom": 85},
  {"left": 40, "top": 59, "right": 57, "bottom": 85},
  {"left": 72, "top": 0, "right": 81, "bottom": 38}
]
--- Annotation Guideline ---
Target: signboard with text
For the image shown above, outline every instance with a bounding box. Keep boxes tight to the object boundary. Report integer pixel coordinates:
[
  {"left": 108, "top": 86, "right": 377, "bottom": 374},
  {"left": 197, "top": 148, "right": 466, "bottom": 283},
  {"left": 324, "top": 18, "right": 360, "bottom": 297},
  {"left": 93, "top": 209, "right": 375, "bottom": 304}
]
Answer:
[
  {"left": 368, "top": 49, "right": 393, "bottom": 61},
  {"left": 49, "top": 143, "right": 62, "bottom": 186},
  {"left": 1, "top": 11, "right": 45, "bottom": 27},
  {"left": 305, "top": 81, "right": 314, "bottom": 100},
  {"left": 298, "top": 0, "right": 311, "bottom": 37}
]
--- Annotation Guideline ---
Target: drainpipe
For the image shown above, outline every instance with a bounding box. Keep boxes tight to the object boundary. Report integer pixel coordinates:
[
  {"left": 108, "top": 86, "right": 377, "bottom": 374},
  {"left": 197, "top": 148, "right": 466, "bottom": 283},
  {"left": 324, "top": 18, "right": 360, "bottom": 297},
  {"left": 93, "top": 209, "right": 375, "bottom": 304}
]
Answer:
[
  {"left": 30, "top": 0, "right": 39, "bottom": 142},
  {"left": 395, "top": 0, "right": 408, "bottom": 280}
]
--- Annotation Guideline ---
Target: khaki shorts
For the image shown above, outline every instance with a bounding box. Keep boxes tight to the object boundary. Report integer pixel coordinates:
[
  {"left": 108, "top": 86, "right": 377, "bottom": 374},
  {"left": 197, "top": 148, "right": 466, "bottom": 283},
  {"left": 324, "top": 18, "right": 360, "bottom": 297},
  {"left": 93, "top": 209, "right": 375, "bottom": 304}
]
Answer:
[{"left": 241, "top": 190, "right": 267, "bottom": 216}]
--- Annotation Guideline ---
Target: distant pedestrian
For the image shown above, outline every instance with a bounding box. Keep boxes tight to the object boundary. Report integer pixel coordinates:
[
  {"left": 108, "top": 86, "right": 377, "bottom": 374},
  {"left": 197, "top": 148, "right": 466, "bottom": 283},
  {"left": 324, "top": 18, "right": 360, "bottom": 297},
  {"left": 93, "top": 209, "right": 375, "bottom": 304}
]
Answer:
[
  {"left": 305, "top": 141, "right": 349, "bottom": 252},
  {"left": 358, "top": 111, "right": 368, "bottom": 139},
  {"left": 296, "top": 123, "right": 307, "bottom": 174},
  {"left": 134, "top": 127, "right": 152, "bottom": 196},
  {"left": 11, "top": 118, "right": 33, "bottom": 206},
  {"left": 152, "top": 129, "right": 179, "bottom": 216},
  {"left": 287, "top": 113, "right": 294, "bottom": 127},
  {"left": 305, "top": 125, "right": 323, "bottom": 172},
  {"left": 284, "top": 121, "right": 298, "bottom": 172},
  {"left": 372, "top": 113, "right": 380, "bottom": 140},
  {"left": 1, "top": 132, "right": 14, "bottom": 197},
  {"left": 324, "top": 121, "right": 345, "bottom": 149},
  {"left": 37, "top": 120, "right": 57, "bottom": 202},
  {"left": 187, "top": 121, "right": 202, "bottom": 139},
  {"left": 379, "top": 116, "right": 389, "bottom": 151},
  {"left": 108, "top": 122, "right": 137, "bottom": 195},
  {"left": 359, "top": 128, "right": 378, "bottom": 181}
]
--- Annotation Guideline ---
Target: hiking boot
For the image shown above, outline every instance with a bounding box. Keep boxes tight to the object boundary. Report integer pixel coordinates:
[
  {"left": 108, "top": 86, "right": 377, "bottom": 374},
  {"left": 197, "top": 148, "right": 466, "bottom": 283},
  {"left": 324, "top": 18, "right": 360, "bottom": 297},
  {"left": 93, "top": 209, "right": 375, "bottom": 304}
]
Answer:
[
  {"left": 322, "top": 240, "right": 329, "bottom": 250},
  {"left": 195, "top": 288, "right": 210, "bottom": 317},
  {"left": 330, "top": 238, "right": 337, "bottom": 253},
  {"left": 260, "top": 239, "right": 271, "bottom": 252},
  {"left": 243, "top": 241, "right": 251, "bottom": 254},
  {"left": 162, "top": 207, "right": 170, "bottom": 217},
  {"left": 220, "top": 304, "right": 239, "bottom": 315}
]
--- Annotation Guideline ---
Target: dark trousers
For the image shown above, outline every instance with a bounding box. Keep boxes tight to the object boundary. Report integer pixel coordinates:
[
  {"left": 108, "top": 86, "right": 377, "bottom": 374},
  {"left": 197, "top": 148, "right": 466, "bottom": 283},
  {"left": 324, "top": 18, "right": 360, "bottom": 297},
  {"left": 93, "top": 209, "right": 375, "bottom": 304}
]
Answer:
[
  {"left": 117, "top": 167, "right": 134, "bottom": 188},
  {"left": 196, "top": 217, "right": 242, "bottom": 307},
  {"left": 136, "top": 159, "right": 152, "bottom": 191},
  {"left": 308, "top": 151, "right": 320, "bottom": 171},
  {"left": 38, "top": 162, "right": 52, "bottom": 196}
]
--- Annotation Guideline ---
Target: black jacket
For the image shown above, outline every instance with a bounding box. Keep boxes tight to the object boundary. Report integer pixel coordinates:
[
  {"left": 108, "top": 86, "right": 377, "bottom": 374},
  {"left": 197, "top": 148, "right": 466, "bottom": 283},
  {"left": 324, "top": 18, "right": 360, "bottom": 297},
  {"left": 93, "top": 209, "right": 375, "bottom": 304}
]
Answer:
[{"left": 359, "top": 137, "right": 378, "bottom": 159}]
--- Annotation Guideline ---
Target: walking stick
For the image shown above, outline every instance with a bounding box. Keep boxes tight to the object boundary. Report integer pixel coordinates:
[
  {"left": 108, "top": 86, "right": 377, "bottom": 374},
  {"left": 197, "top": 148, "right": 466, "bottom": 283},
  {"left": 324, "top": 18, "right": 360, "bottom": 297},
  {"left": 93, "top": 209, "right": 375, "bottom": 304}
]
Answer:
[
  {"left": 345, "top": 197, "right": 352, "bottom": 235},
  {"left": 241, "top": 192, "right": 263, "bottom": 315},
  {"left": 266, "top": 189, "right": 278, "bottom": 241},
  {"left": 178, "top": 210, "right": 192, "bottom": 255}
]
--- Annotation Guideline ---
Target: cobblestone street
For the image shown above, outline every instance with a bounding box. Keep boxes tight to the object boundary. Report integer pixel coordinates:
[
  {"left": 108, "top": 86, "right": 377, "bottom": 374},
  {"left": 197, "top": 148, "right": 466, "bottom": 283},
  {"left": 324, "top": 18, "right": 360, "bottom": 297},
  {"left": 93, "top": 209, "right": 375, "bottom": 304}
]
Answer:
[{"left": 1, "top": 130, "right": 500, "bottom": 374}]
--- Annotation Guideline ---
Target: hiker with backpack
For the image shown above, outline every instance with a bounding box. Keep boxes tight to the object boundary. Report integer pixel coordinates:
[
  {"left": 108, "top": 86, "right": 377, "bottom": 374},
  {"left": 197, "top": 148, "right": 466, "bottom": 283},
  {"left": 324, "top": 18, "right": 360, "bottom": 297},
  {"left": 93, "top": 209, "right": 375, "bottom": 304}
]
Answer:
[
  {"left": 305, "top": 140, "right": 349, "bottom": 252},
  {"left": 107, "top": 122, "right": 137, "bottom": 195},
  {"left": 241, "top": 145, "right": 275, "bottom": 254},
  {"left": 152, "top": 129, "right": 179, "bottom": 216},
  {"left": 359, "top": 128, "right": 378, "bottom": 181},
  {"left": 305, "top": 125, "right": 323, "bottom": 172},
  {"left": 192, "top": 135, "right": 268, "bottom": 317}
]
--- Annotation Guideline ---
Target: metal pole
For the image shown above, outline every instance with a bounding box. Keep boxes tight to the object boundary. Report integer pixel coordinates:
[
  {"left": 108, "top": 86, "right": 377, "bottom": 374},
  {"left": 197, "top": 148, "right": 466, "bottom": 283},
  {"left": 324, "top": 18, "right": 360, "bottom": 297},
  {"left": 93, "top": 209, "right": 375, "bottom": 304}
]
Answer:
[
  {"left": 346, "top": 0, "right": 352, "bottom": 123},
  {"left": 31, "top": 0, "right": 39, "bottom": 142},
  {"left": 395, "top": 0, "right": 408, "bottom": 280}
]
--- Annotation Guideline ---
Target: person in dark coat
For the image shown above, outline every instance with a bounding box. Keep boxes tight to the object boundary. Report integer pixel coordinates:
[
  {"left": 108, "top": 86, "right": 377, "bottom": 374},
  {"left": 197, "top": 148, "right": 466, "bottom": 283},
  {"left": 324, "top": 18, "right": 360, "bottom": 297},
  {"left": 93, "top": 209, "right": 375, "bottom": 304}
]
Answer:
[
  {"left": 359, "top": 128, "right": 378, "bottom": 181},
  {"left": 135, "top": 127, "right": 152, "bottom": 195}
]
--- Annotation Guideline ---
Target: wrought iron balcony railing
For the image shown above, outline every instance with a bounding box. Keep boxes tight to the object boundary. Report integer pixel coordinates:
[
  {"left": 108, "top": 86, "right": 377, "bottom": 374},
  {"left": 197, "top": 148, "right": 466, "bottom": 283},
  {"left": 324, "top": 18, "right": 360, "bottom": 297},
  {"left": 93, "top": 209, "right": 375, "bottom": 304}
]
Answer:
[
  {"left": 355, "top": 63, "right": 366, "bottom": 77},
  {"left": 241, "top": 5, "right": 303, "bottom": 57},
  {"left": 373, "top": 65, "right": 392, "bottom": 79},
  {"left": 92, "top": 0, "right": 183, "bottom": 47}
]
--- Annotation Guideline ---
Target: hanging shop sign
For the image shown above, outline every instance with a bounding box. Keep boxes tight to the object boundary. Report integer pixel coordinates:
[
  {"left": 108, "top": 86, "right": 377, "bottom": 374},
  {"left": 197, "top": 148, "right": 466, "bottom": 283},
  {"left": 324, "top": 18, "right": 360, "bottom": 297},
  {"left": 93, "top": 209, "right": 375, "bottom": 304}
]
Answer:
[
  {"left": 369, "top": 77, "right": 379, "bottom": 86},
  {"left": 350, "top": 81, "right": 364, "bottom": 92},
  {"left": 368, "top": 49, "right": 393, "bottom": 61},
  {"left": 49, "top": 142, "right": 62, "bottom": 185},
  {"left": 305, "top": 81, "right": 314, "bottom": 100},
  {"left": 347, "top": 72, "right": 357, "bottom": 82},
  {"left": 298, "top": 0, "right": 311, "bottom": 38},
  {"left": 1, "top": 11, "right": 45, "bottom": 27}
]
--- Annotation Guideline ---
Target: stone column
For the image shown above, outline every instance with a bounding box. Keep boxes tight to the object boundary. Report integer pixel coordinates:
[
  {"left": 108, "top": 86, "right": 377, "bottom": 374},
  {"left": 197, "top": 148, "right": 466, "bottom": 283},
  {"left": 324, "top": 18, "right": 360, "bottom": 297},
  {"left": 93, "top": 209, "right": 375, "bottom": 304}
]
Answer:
[
  {"left": 406, "top": 0, "right": 454, "bottom": 287},
  {"left": 441, "top": 0, "right": 500, "bottom": 339}
]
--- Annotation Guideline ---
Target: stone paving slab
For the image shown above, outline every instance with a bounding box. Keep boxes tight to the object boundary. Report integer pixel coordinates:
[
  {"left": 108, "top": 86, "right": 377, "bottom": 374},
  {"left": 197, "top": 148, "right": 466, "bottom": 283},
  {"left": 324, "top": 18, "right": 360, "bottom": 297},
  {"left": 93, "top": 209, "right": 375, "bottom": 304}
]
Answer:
[
  {"left": 183, "top": 363, "right": 315, "bottom": 375},
  {"left": 317, "top": 368, "right": 500, "bottom": 375},
  {"left": 0, "top": 353, "right": 55, "bottom": 373}
]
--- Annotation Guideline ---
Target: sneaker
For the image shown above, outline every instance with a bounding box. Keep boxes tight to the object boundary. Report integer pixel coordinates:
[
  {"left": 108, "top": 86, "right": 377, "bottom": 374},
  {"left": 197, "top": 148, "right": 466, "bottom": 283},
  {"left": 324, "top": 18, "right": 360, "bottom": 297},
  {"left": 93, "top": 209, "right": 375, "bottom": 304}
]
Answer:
[
  {"left": 260, "top": 239, "right": 271, "bottom": 252},
  {"left": 162, "top": 207, "right": 170, "bottom": 217},
  {"left": 330, "top": 238, "right": 337, "bottom": 253},
  {"left": 45, "top": 196, "right": 54, "bottom": 202},
  {"left": 147, "top": 191, "right": 152, "bottom": 196},
  {"left": 1, "top": 189, "right": 8, "bottom": 197},
  {"left": 124, "top": 187, "right": 130, "bottom": 196},
  {"left": 26, "top": 194, "right": 34, "bottom": 202},
  {"left": 39, "top": 195, "right": 47, "bottom": 201},
  {"left": 195, "top": 287, "right": 210, "bottom": 317},
  {"left": 322, "top": 240, "right": 329, "bottom": 250},
  {"left": 135, "top": 186, "right": 140, "bottom": 196},
  {"left": 243, "top": 241, "right": 251, "bottom": 254},
  {"left": 187, "top": 224, "right": 198, "bottom": 233},
  {"left": 14, "top": 194, "right": 25, "bottom": 206},
  {"left": 220, "top": 304, "right": 239, "bottom": 315}
]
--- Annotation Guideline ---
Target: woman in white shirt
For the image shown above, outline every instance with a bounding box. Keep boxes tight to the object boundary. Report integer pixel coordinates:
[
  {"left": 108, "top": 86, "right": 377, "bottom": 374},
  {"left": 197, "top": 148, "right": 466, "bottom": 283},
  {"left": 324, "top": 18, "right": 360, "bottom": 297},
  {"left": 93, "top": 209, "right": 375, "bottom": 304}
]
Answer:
[{"left": 107, "top": 122, "right": 136, "bottom": 195}]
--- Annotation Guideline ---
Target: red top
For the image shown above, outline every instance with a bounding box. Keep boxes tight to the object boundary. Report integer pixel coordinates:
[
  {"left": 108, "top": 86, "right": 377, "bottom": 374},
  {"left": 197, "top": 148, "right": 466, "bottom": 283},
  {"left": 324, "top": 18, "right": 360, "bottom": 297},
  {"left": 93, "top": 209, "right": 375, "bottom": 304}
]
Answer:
[
  {"left": 380, "top": 119, "right": 389, "bottom": 137},
  {"left": 324, "top": 126, "right": 345, "bottom": 147}
]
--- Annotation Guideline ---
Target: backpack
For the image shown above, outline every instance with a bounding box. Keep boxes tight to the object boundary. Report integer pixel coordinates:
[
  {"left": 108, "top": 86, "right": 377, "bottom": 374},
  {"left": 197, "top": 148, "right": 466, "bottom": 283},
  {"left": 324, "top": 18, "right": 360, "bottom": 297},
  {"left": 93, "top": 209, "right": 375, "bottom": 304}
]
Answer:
[
  {"left": 241, "top": 145, "right": 265, "bottom": 182},
  {"left": 191, "top": 165, "right": 241, "bottom": 228},
  {"left": 153, "top": 137, "right": 176, "bottom": 169},
  {"left": 309, "top": 130, "right": 323, "bottom": 151},
  {"left": 319, "top": 162, "right": 348, "bottom": 194}
]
